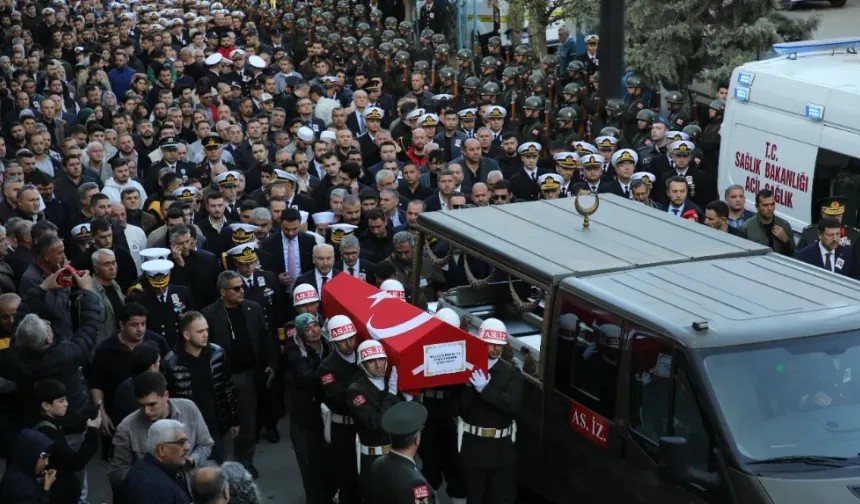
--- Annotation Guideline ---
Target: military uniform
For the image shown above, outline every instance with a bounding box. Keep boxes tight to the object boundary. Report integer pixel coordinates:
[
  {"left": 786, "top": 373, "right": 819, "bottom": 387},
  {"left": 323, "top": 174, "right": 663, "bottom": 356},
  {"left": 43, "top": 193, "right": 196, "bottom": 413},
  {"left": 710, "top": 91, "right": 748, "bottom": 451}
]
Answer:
[
  {"left": 418, "top": 386, "right": 465, "bottom": 499},
  {"left": 797, "top": 196, "right": 860, "bottom": 265},
  {"left": 319, "top": 350, "right": 361, "bottom": 504},
  {"left": 346, "top": 373, "right": 403, "bottom": 476},
  {"left": 621, "top": 95, "right": 648, "bottom": 145},
  {"left": 130, "top": 284, "right": 193, "bottom": 347}
]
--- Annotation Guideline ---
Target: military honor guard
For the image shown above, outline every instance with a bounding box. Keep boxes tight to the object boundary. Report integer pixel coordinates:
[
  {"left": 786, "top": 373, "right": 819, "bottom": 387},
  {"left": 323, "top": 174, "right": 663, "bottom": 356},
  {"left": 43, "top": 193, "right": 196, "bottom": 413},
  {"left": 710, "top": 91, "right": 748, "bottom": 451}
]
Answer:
[{"left": 129, "top": 259, "right": 193, "bottom": 346}]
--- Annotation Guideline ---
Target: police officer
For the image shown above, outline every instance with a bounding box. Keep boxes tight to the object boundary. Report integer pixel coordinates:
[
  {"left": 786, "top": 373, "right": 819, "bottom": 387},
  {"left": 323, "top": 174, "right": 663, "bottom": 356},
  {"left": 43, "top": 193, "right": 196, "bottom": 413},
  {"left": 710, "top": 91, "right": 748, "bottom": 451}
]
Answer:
[
  {"left": 798, "top": 197, "right": 860, "bottom": 260},
  {"left": 458, "top": 318, "right": 523, "bottom": 504},
  {"left": 347, "top": 340, "right": 407, "bottom": 480},
  {"left": 129, "top": 259, "right": 194, "bottom": 347},
  {"left": 363, "top": 401, "right": 436, "bottom": 504},
  {"left": 318, "top": 315, "right": 361, "bottom": 504}
]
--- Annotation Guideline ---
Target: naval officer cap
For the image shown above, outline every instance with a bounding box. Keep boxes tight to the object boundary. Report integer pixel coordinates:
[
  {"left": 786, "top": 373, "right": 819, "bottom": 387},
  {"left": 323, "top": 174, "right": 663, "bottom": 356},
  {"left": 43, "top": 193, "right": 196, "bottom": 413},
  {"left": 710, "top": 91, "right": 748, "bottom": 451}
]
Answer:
[{"left": 140, "top": 248, "right": 172, "bottom": 261}]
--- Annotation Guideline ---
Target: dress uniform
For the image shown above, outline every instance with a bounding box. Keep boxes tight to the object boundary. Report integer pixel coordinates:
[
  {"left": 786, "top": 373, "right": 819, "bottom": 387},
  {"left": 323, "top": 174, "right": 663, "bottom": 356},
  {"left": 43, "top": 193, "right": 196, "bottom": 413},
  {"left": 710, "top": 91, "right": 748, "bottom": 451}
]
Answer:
[
  {"left": 458, "top": 318, "right": 523, "bottom": 504},
  {"left": 346, "top": 340, "right": 405, "bottom": 479},
  {"left": 221, "top": 223, "right": 277, "bottom": 273},
  {"left": 621, "top": 74, "right": 648, "bottom": 146},
  {"left": 659, "top": 140, "right": 711, "bottom": 209},
  {"left": 319, "top": 315, "right": 362, "bottom": 504},
  {"left": 594, "top": 135, "right": 618, "bottom": 182},
  {"left": 130, "top": 259, "right": 193, "bottom": 347},
  {"left": 519, "top": 96, "right": 547, "bottom": 146},
  {"left": 509, "top": 142, "right": 548, "bottom": 202},
  {"left": 363, "top": 401, "right": 436, "bottom": 504},
  {"left": 552, "top": 152, "right": 580, "bottom": 197},
  {"left": 146, "top": 136, "right": 195, "bottom": 193},
  {"left": 214, "top": 171, "right": 242, "bottom": 222},
  {"left": 798, "top": 197, "right": 860, "bottom": 260},
  {"left": 188, "top": 134, "right": 224, "bottom": 188},
  {"left": 538, "top": 173, "right": 564, "bottom": 200}
]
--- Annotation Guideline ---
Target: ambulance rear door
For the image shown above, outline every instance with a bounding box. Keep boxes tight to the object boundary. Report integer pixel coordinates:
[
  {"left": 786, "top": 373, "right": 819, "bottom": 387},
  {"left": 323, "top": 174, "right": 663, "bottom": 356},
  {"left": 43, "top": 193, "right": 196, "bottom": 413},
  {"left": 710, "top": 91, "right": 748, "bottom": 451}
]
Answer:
[{"left": 812, "top": 88, "right": 860, "bottom": 230}]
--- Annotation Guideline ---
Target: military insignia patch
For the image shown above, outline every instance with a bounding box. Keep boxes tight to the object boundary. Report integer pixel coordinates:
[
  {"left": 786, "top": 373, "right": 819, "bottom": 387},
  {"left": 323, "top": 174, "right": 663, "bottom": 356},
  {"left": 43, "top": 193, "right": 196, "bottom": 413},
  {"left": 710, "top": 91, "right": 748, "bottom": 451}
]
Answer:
[
  {"left": 531, "top": 129, "right": 539, "bottom": 136},
  {"left": 352, "top": 394, "right": 366, "bottom": 406},
  {"left": 637, "top": 102, "right": 644, "bottom": 109},
  {"left": 321, "top": 373, "right": 335, "bottom": 385},
  {"left": 413, "top": 484, "right": 430, "bottom": 503}
]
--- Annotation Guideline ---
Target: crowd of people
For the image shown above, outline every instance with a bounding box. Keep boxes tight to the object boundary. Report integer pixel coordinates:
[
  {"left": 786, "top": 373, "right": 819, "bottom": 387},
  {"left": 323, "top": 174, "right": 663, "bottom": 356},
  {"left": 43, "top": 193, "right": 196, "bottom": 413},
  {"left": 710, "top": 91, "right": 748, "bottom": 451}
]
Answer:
[{"left": 0, "top": 0, "right": 851, "bottom": 503}]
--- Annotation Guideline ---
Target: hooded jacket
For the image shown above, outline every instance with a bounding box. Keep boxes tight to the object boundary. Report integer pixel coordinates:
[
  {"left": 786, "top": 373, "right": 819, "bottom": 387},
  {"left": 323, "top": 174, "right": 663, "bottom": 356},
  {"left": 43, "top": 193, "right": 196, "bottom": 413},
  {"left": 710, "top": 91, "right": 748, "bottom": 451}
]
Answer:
[{"left": 0, "top": 428, "right": 54, "bottom": 504}]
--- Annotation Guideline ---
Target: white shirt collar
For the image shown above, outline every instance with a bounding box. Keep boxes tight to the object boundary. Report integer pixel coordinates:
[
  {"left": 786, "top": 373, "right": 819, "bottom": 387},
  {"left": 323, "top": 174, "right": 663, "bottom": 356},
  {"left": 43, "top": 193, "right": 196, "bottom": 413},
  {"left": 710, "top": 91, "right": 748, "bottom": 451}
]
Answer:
[
  {"left": 315, "top": 269, "right": 330, "bottom": 285},
  {"left": 345, "top": 259, "right": 360, "bottom": 273},
  {"left": 439, "top": 192, "right": 449, "bottom": 211}
]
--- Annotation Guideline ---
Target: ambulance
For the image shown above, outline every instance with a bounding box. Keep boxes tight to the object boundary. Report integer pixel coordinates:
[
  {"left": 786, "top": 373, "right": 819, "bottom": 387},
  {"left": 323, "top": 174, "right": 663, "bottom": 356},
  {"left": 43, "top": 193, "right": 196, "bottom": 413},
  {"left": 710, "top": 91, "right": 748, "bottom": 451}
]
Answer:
[{"left": 718, "top": 37, "right": 860, "bottom": 235}]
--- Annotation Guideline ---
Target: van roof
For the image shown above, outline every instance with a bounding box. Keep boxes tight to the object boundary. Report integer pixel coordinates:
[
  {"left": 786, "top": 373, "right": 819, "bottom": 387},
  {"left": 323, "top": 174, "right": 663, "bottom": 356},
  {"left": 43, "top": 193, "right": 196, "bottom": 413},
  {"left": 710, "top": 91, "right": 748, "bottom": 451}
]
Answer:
[
  {"left": 738, "top": 51, "right": 860, "bottom": 95},
  {"left": 415, "top": 195, "right": 769, "bottom": 287},
  {"left": 564, "top": 253, "right": 860, "bottom": 349}
]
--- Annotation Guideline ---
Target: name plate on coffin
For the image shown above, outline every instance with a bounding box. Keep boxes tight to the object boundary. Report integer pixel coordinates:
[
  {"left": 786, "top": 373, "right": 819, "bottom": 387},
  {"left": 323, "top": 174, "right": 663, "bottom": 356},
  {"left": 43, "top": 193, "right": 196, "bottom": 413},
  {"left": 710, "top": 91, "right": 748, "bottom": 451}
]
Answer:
[{"left": 422, "top": 341, "right": 467, "bottom": 377}]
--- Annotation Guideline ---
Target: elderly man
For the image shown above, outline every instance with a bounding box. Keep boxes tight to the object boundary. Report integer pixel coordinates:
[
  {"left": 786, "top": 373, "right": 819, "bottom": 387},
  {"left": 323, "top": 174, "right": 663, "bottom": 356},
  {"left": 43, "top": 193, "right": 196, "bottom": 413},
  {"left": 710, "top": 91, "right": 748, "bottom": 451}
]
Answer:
[
  {"left": 91, "top": 248, "right": 125, "bottom": 344},
  {"left": 125, "top": 418, "right": 194, "bottom": 504},
  {"left": 294, "top": 243, "right": 341, "bottom": 297},
  {"left": 191, "top": 466, "right": 231, "bottom": 504},
  {"left": 339, "top": 235, "right": 376, "bottom": 284},
  {"left": 109, "top": 372, "right": 213, "bottom": 499}
]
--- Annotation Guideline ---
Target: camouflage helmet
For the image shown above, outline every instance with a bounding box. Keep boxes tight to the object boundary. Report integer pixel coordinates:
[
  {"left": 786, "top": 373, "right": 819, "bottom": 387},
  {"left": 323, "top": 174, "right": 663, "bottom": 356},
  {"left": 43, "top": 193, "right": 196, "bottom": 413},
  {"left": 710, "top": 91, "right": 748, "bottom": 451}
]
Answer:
[
  {"left": 481, "top": 56, "right": 496, "bottom": 68},
  {"left": 599, "top": 126, "right": 621, "bottom": 139},
  {"left": 563, "top": 82, "right": 582, "bottom": 96},
  {"left": 439, "top": 66, "right": 457, "bottom": 81},
  {"left": 457, "top": 48, "right": 473, "bottom": 60},
  {"left": 463, "top": 76, "right": 481, "bottom": 90},
  {"left": 432, "top": 33, "right": 446, "bottom": 45},
  {"left": 605, "top": 98, "right": 624, "bottom": 113},
  {"left": 395, "top": 51, "right": 411, "bottom": 64},
  {"left": 414, "top": 60, "right": 430, "bottom": 73},
  {"left": 524, "top": 95, "right": 543, "bottom": 109},
  {"left": 665, "top": 90, "right": 684, "bottom": 104},
  {"left": 481, "top": 81, "right": 501, "bottom": 96},
  {"left": 626, "top": 73, "right": 646, "bottom": 88},
  {"left": 636, "top": 109, "right": 656, "bottom": 123},
  {"left": 682, "top": 124, "right": 703, "bottom": 143},
  {"left": 710, "top": 99, "right": 726, "bottom": 112},
  {"left": 567, "top": 60, "right": 585, "bottom": 73},
  {"left": 488, "top": 36, "right": 502, "bottom": 47},
  {"left": 384, "top": 16, "right": 397, "bottom": 28},
  {"left": 358, "top": 37, "right": 375, "bottom": 50},
  {"left": 557, "top": 107, "right": 579, "bottom": 123}
]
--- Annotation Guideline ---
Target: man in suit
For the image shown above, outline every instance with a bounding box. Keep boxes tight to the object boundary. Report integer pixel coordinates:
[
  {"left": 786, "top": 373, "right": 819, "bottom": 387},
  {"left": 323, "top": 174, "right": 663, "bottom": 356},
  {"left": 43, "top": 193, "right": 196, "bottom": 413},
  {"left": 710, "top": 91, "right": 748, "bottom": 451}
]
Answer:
[
  {"left": 167, "top": 224, "right": 221, "bottom": 307},
  {"left": 345, "top": 90, "right": 370, "bottom": 137},
  {"left": 293, "top": 243, "right": 342, "bottom": 304},
  {"left": 423, "top": 169, "right": 457, "bottom": 212},
  {"left": 663, "top": 175, "right": 704, "bottom": 224},
  {"left": 509, "top": 142, "right": 548, "bottom": 202},
  {"left": 262, "top": 207, "right": 315, "bottom": 293},
  {"left": 795, "top": 216, "right": 856, "bottom": 278},
  {"left": 658, "top": 140, "right": 711, "bottom": 209},
  {"left": 339, "top": 235, "right": 376, "bottom": 284},
  {"left": 202, "top": 270, "right": 277, "bottom": 478}
]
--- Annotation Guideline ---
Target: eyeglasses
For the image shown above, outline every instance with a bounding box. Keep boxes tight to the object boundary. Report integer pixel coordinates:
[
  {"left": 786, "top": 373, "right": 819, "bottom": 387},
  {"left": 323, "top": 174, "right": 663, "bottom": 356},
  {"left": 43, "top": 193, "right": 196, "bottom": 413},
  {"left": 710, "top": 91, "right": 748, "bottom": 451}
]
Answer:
[
  {"left": 225, "top": 285, "right": 244, "bottom": 292},
  {"left": 163, "top": 437, "right": 189, "bottom": 446},
  {"left": 451, "top": 204, "right": 465, "bottom": 209},
  {"left": 491, "top": 194, "right": 507, "bottom": 201}
]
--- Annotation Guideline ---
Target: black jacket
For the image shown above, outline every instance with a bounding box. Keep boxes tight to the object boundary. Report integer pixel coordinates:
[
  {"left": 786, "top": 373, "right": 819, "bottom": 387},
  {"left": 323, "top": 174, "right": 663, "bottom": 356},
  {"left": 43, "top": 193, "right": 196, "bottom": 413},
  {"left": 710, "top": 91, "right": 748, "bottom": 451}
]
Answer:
[
  {"left": 363, "top": 451, "right": 436, "bottom": 504},
  {"left": 346, "top": 374, "right": 403, "bottom": 447},
  {"left": 33, "top": 418, "right": 99, "bottom": 504},
  {"left": 284, "top": 335, "right": 331, "bottom": 427},
  {"left": 201, "top": 299, "right": 277, "bottom": 374},
  {"left": 0, "top": 288, "right": 101, "bottom": 432},
  {"left": 0, "top": 429, "right": 54, "bottom": 504},
  {"left": 162, "top": 343, "right": 239, "bottom": 435},
  {"left": 125, "top": 454, "right": 191, "bottom": 504}
]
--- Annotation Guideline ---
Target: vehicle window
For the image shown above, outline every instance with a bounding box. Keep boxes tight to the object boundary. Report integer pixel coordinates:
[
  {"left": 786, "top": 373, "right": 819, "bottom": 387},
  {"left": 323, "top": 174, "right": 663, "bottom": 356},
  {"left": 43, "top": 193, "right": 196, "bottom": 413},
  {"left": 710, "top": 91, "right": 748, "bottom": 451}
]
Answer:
[
  {"left": 629, "top": 332, "right": 674, "bottom": 447},
  {"left": 812, "top": 148, "right": 860, "bottom": 227},
  {"left": 702, "top": 330, "right": 860, "bottom": 462},
  {"left": 674, "top": 363, "right": 712, "bottom": 473},
  {"left": 554, "top": 294, "right": 622, "bottom": 418}
]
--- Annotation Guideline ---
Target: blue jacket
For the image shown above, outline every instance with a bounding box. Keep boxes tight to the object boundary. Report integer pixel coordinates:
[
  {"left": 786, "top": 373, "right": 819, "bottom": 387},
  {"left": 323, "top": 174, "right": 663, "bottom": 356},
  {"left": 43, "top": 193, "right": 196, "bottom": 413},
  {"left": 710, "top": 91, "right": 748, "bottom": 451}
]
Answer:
[
  {"left": 108, "top": 65, "right": 137, "bottom": 99},
  {"left": 0, "top": 428, "right": 54, "bottom": 504},
  {"left": 126, "top": 454, "right": 191, "bottom": 504},
  {"left": 794, "top": 243, "right": 856, "bottom": 278}
]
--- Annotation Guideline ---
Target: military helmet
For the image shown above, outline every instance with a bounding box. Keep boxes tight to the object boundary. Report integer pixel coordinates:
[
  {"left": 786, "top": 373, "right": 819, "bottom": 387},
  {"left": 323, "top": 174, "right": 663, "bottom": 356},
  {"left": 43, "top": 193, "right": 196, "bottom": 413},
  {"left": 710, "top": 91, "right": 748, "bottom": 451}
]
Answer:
[
  {"left": 358, "top": 37, "right": 375, "bottom": 50},
  {"left": 457, "top": 48, "right": 473, "bottom": 60},
  {"left": 527, "top": 72, "right": 544, "bottom": 88},
  {"left": 323, "top": 0, "right": 335, "bottom": 10},
  {"left": 665, "top": 90, "right": 684, "bottom": 104},
  {"left": 320, "top": 11, "right": 334, "bottom": 23},
  {"left": 382, "top": 30, "right": 396, "bottom": 42},
  {"left": 399, "top": 21, "right": 411, "bottom": 31},
  {"left": 336, "top": 0, "right": 349, "bottom": 11},
  {"left": 626, "top": 73, "right": 646, "bottom": 88},
  {"left": 414, "top": 60, "right": 430, "bottom": 73},
  {"left": 421, "top": 28, "right": 435, "bottom": 39},
  {"left": 432, "top": 33, "right": 446, "bottom": 45},
  {"left": 356, "top": 22, "right": 371, "bottom": 35},
  {"left": 591, "top": 71, "right": 600, "bottom": 83},
  {"left": 567, "top": 60, "right": 585, "bottom": 73},
  {"left": 296, "top": 17, "right": 309, "bottom": 28},
  {"left": 336, "top": 16, "right": 350, "bottom": 29},
  {"left": 541, "top": 54, "right": 558, "bottom": 67},
  {"left": 395, "top": 51, "right": 411, "bottom": 64},
  {"left": 327, "top": 33, "right": 340, "bottom": 44},
  {"left": 563, "top": 82, "right": 582, "bottom": 96},
  {"left": 599, "top": 126, "right": 621, "bottom": 139},
  {"left": 605, "top": 98, "right": 624, "bottom": 113},
  {"left": 524, "top": 96, "right": 543, "bottom": 109},
  {"left": 385, "top": 16, "right": 397, "bottom": 28},
  {"left": 378, "top": 42, "right": 394, "bottom": 55},
  {"left": 488, "top": 36, "right": 502, "bottom": 47},
  {"left": 353, "top": 3, "right": 366, "bottom": 15},
  {"left": 502, "top": 66, "right": 519, "bottom": 79},
  {"left": 558, "top": 107, "right": 579, "bottom": 123},
  {"left": 636, "top": 109, "right": 656, "bottom": 123},
  {"left": 682, "top": 125, "right": 702, "bottom": 142},
  {"left": 710, "top": 99, "right": 726, "bottom": 112},
  {"left": 369, "top": 9, "right": 382, "bottom": 20},
  {"left": 343, "top": 36, "right": 357, "bottom": 48},
  {"left": 315, "top": 25, "right": 329, "bottom": 37},
  {"left": 514, "top": 44, "right": 531, "bottom": 57},
  {"left": 463, "top": 76, "right": 481, "bottom": 90},
  {"left": 481, "top": 81, "right": 501, "bottom": 96},
  {"left": 392, "top": 38, "right": 408, "bottom": 51},
  {"left": 481, "top": 56, "right": 496, "bottom": 68},
  {"left": 311, "top": 7, "right": 323, "bottom": 18},
  {"left": 439, "top": 66, "right": 457, "bottom": 80},
  {"left": 283, "top": 12, "right": 296, "bottom": 23},
  {"left": 435, "top": 44, "right": 450, "bottom": 56}
]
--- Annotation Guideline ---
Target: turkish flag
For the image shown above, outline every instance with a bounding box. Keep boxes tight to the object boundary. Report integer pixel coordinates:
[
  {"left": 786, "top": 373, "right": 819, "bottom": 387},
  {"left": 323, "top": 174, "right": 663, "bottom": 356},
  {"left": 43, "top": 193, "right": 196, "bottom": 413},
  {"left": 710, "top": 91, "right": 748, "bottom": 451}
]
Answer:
[{"left": 322, "top": 272, "right": 488, "bottom": 390}]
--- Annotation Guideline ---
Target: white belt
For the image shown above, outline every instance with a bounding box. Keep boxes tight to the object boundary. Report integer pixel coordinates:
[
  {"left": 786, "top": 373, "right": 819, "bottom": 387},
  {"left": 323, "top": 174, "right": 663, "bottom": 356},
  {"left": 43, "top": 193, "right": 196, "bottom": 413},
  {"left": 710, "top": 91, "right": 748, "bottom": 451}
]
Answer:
[
  {"left": 331, "top": 413, "right": 353, "bottom": 425},
  {"left": 359, "top": 444, "right": 391, "bottom": 456},
  {"left": 463, "top": 423, "right": 514, "bottom": 438},
  {"left": 424, "top": 389, "right": 446, "bottom": 399}
]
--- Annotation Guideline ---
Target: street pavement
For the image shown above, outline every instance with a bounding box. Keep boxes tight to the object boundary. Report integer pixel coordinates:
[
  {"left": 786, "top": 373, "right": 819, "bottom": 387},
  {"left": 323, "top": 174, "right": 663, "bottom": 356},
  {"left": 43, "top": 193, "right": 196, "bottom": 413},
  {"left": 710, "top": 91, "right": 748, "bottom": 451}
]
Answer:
[{"left": 783, "top": 0, "right": 860, "bottom": 38}]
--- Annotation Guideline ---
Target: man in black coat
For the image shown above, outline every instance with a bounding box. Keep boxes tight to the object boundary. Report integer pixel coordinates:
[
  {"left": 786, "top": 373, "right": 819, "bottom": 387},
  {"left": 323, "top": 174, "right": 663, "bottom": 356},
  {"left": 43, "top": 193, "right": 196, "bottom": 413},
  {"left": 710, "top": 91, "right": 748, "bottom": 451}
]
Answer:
[
  {"left": 124, "top": 418, "right": 192, "bottom": 504},
  {"left": 339, "top": 235, "right": 376, "bottom": 285},
  {"left": 262, "top": 208, "right": 316, "bottom": 294},
  {"left": 201, "top": 270, "right": 277, "bottom": 478},
  {"left": 166, "top": 224, "right": 220, "bottom": 307},
  {"left": 129, "top": 260, "right": 195, "bottom": 347},
  {"left": 509, "top": 143, "right": 548, "bottom": 202},
  {"left": 293, "top": 243, "right": 342, "bottom": 308}
]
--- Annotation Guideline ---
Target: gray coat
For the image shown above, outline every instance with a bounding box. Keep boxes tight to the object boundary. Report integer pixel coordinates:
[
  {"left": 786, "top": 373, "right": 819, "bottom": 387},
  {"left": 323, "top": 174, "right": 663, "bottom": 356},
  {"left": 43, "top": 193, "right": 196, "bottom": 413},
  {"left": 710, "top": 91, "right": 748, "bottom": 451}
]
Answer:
[{"left": 93, "top": 280, "right": 124, "bottom": 345}]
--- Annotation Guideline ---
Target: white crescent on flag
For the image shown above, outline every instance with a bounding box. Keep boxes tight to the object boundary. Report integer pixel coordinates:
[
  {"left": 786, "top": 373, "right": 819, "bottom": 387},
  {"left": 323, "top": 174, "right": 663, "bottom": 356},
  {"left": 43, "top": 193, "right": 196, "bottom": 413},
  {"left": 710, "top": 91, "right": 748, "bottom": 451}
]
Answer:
[{"left": 366, "top": 312, "right": 434, "bottom": 339}]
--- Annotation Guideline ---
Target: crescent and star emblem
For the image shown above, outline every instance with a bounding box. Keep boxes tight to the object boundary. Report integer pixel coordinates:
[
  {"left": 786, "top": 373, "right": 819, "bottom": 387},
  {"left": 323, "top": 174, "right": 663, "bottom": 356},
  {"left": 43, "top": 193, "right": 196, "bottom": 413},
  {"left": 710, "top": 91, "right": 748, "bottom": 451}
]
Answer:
[{"left": 365, "top": 291, "right": 435, "bottom": 339}]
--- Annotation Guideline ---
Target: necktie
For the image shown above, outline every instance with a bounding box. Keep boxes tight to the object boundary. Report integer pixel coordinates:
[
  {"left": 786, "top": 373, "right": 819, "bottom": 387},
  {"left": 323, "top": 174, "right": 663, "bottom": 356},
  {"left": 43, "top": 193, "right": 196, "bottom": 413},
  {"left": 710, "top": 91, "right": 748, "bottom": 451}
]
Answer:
[
  {"left": 246, "top": 279, "right": 252, "bottom": 288},
  {"left": 672, "top": 209, "right": 679, "bottom": 216},
  {"left": 825, "top": 252, "right": 833, "bottom": 271},
  {"left": 348, "top": 266, "right": 355, "bottom": 276},
  {"left": 226, "top": 204, "right": 233, "bottom": 215},
  {"left": 358, "top": 113, "right": 365, "bottom": 134},
  {"left": 287, "top": 239, "right": 297, "bottom": 286},
  {"left": 623, "top": 186, "right": 630, "bottom": 198},
  {"left": 591, "top": 185, "right": 597, "bottom": 192},
  {"left": 531, "top": 172, "right": 537, "bottom": 182},
  {"left": 321, "top": 276, "right": 328, "bottom": 286}
]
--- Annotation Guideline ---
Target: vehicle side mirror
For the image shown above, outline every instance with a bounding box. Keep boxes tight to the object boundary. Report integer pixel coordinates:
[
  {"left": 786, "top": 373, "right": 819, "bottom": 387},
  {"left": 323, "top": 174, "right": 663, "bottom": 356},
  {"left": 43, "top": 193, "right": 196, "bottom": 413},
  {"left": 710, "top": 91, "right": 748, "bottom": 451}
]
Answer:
[{"left": 658, "top": 436, "right": 721, "bottom": 489}]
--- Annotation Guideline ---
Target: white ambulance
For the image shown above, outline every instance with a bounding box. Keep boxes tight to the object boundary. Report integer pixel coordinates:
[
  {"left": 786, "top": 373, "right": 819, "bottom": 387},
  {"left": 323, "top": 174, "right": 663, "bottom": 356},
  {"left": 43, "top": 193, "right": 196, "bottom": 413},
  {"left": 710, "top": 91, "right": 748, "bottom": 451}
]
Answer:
[{"left": 718, "top": 37, "right": 860, "bottom": 235}]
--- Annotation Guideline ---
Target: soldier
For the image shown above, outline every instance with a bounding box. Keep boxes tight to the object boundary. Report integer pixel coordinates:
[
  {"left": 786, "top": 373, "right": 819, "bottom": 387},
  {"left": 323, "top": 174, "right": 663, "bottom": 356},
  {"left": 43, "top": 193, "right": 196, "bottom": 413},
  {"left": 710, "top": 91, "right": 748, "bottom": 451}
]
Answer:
[
  {"left": 509, "top": 142, "right": 547, "bottom": 202},
  {"left": 363, "top": 402, "right": 436, "bottom": 504},
  {"left": 665, "top": 90, "right": 693, "bottom": 131},
  {"left": 347, "top": 339, "right": 407, "bottom": 481},
  {"left": 130, "top": 259, "right": 193, "bottom": 347},
  {"left": 660, "top": 140, "right": 710, "bottom": 208},
  {"left": 798, "top": 197, "right": 860, "bottom": 259},
  {"left": 458, "top": 108, "right": 479, "bottom": 139},
  {"left": 436, "top": 66, "right": 457, "bottom": 96},
  {"left": 631, "top": 109, "right": 656, "bottom": 149},
  {"left": 577, "top": 33, "right": 600, "bottom": 75},
  {"left": 594, "top": 135, "right": 618, "bottom": 181},
  {"left": 630, "top": 172, "right": 661, "bottom": 209},
  {"left": 621, "top": 74, "right": 648, "bottom": 146},
  {"left": 538, "top": 173, "right": 564, "bottom": 200},
  {"left": 319, "top": 315, "right": 361, "bottom": 504},
  {"left": 519, "top": 96, "right": 546, "bottom": 146},
  {"left": 601, "top": 149, "right": 639, "bottom": 199},
  {"left": 214, "top": 171, "right": 242, "bottom": 222},
  {"left": 553, "top": 151, "right": 579, "bottom": 196},
  {"left": 701, "top": 98, "right": 725, "bottom": 161},
  {"left": 551, "top": 107, "right": 581, "bottom": 147},
  {"left": 458, "top": 318, "right": 523, "bottom": 504},
  {"left": 456, "top": 49, "right": 476, "bottom": 84},
  {"left": 189, "top": 135, "right": 226, "bottom": 188},
  {"left": 146, "top": 136, "right": 195, "bottom": 194}
]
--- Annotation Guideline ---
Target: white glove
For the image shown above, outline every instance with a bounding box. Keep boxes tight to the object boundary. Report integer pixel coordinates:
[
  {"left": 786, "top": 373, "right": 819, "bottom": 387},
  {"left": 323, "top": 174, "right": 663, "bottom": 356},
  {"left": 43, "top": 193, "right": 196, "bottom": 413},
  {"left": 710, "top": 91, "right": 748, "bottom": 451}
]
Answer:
[
  {"left": 639, "top": 372, "right": 652, "bottom": 385},
  {"left": 583, "top": 342, "right": 599, "bottom": 360},
  {"left": 403, "top": 392, "right": 414, "bottom": 401},
  {"left": 388, "top": 366, "right": 399, "bottom": 396},
  {"left": 469, "top": 369, "right": 489, "bottom": 393}
]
